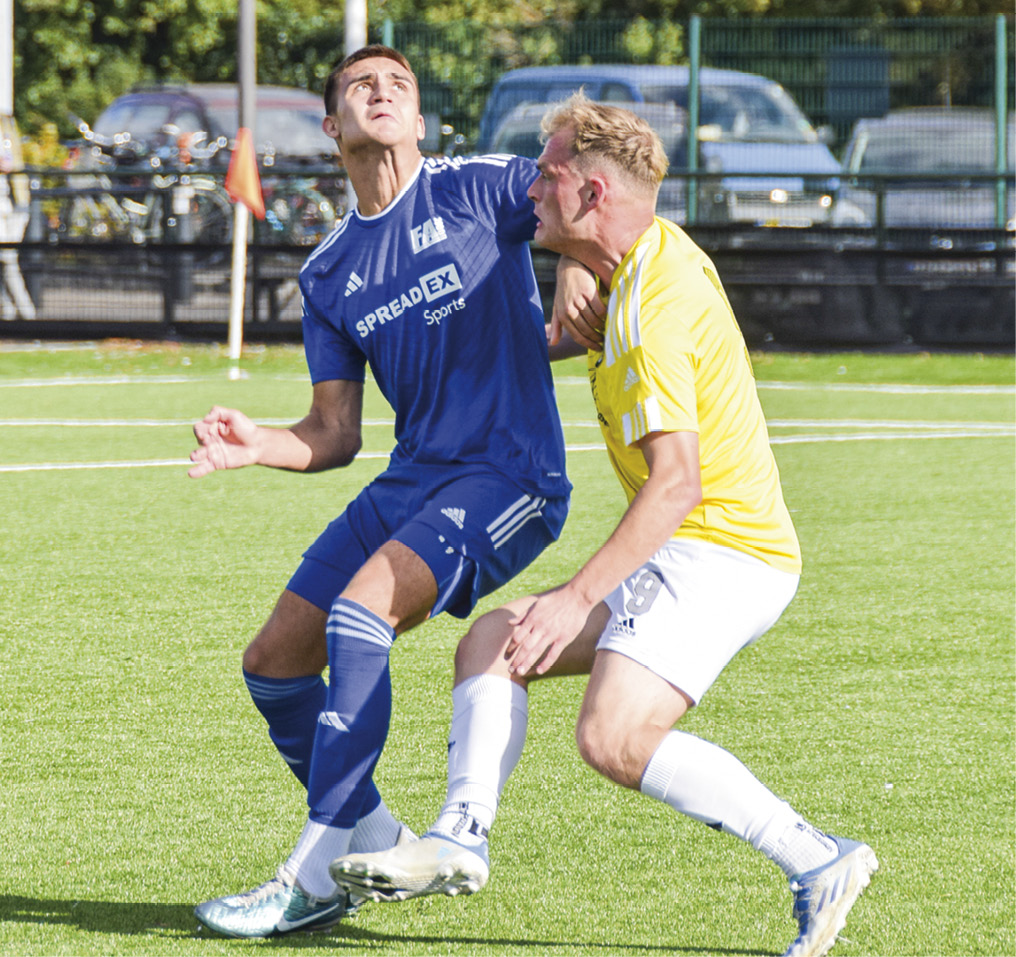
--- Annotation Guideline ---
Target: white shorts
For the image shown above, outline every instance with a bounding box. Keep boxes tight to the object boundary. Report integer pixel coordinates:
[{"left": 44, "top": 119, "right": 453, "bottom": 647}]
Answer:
[{"left": 598, "top": 539, "right": 800, "bottom": 704}]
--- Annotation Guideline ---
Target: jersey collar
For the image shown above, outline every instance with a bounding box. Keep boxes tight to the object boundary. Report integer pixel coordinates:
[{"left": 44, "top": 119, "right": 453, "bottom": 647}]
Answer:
[{"left": 352, "top": 157, "right": 426, "bottom": 223}]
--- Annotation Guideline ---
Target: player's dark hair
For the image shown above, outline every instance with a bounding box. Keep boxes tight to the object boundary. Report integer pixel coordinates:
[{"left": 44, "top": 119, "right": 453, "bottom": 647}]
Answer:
[{"left": 324, "top": 45, "right": 419, "bottom": 114}]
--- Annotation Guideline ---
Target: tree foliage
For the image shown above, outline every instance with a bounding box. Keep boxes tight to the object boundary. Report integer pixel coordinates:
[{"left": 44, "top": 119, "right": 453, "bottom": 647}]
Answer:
[{"left": 12, "top": 0, "right": 1013, "bottom": 135}]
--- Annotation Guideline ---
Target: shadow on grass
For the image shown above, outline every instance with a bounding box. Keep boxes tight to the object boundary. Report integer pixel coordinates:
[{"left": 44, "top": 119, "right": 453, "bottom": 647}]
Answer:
[{"left": 0, "top": 895, "right": 773, "bottom": 955}]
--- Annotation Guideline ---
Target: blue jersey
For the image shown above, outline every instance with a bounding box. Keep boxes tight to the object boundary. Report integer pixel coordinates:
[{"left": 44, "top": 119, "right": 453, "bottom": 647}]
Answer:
[{"left": 299, "top": 154, "right": 569, "bottom": 499}]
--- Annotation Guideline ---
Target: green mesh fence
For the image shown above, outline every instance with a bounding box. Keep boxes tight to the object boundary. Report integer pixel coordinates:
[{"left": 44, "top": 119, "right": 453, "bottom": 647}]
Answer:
[{"left": 363, "top": 16, "right": 1014, "bottom": 150}]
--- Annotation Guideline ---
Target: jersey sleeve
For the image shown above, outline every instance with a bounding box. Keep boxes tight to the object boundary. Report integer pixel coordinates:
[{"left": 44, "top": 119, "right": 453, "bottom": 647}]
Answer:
[
  {"left": 301, "top": 297, "right": 367, "bottom": 385},
  {"left": 456, "top": 155, "right": 539, "bottom": 243},
  {"left": 615, "top": 327, "right": 699, "bottom": 448}
]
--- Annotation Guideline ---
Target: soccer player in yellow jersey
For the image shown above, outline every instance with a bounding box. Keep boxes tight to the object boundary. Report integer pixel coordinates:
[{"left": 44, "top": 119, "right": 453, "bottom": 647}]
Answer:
[{"left": 332, "top": 93, "right": 877, "bottom": 957}]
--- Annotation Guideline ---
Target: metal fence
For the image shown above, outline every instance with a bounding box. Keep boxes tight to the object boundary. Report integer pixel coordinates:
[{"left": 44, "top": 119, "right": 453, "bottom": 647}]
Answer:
[
  {"left": 383, "top": 15, "right": 1014, "bottom": 148},
  {"left": 3, "top": 181, "right": 1012, "bottom": 350},
  {"left": 1, "top": 16, "right": 1014, "bottom": 348}
]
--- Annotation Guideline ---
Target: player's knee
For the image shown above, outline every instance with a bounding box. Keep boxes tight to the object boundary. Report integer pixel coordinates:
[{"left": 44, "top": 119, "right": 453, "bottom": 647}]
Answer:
[
  {"left": 575, "top": 713, "right": 632, "bottom": 787},
  {"left": 240, "top": 636, "right": 271, "bottom": 675},
  {"left": 453, "top": 607, "right": 515, "bottom": 683},
  {"left": 242, "top": 615, "right": 328, "bottom": 678}
]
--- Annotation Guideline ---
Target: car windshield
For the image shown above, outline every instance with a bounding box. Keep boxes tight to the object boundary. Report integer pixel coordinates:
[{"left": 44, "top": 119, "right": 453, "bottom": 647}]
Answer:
[
  {"left": 205, "top": 106, "right": 333, "bottom": 158},
  {"left": 852, "top": 124, "right": 1016, "bottom": 173},
  {"left": 642, "top": 83, "right": 817, "bottom": 143},
  {"left": 94, "top": 100, "right": 175, "bottom": 139},
  {"left": 493, "top": 116, "right": 686, "bottom": 167}
]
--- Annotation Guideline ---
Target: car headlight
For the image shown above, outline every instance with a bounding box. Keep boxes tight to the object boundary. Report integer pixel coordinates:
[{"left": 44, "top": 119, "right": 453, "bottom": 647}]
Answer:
[{"left": 830, "top": 198, "right": 871, "bottom": 227}]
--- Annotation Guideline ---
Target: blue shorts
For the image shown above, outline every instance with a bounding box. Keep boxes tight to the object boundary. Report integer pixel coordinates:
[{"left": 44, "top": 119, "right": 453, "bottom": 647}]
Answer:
[{"left": 287, "top": 464, "right": 569, "bottom": 619}]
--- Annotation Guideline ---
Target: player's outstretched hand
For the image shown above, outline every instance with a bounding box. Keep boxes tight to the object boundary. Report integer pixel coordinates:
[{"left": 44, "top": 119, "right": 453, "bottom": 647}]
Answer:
[
  {"left": 188, "top": 406, "right": 261, "bottom": 478},
  {"left": 550, "top": 256, "right": 605, "bottom": 351},
  {"left": 505, "top": 586, "right": 590, "bottom": 677}
]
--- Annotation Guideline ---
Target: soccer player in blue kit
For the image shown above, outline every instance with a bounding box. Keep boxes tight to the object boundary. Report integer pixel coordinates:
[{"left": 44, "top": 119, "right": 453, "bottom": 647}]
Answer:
[{"left": 188, "top": 46, "right": 593, "bottom": 938}]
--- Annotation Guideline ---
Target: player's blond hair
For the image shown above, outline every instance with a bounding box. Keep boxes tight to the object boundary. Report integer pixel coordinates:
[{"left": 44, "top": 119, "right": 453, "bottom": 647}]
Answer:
[{"left": 540, "top": 91, "right": 669, "bottom": 195}]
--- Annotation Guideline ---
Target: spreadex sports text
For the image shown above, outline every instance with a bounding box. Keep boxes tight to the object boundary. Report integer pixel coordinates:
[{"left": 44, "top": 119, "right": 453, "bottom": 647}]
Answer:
[{"left": 356, "top": 263, "right": 465, "bottom": 338}]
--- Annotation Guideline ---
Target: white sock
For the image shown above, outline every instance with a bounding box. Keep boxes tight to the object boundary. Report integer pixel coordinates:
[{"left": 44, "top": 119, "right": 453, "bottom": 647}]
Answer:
[
  {"left": 640, "top": 731, "right": 838, "bottom": 878},
  {"left": 282, "top": 819, "right": 353, "bottom": 898},
  {"left": 349, "top": 798, "right": 406, "bottom": 854},
  {"left": 431, "top": 675, "right": 527, "bottom": 846}
]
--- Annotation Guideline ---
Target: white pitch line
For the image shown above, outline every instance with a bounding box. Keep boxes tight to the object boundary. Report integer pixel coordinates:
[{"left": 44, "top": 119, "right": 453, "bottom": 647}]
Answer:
[
  {"left": 1, "top": 373, "right": 1011, "bottom": 396},
  {"left": 1, "top": 417, "right": 1012, "bottom": 432},
  {"left": 758, "top": 381, "right": 1015, "bottom": 395},
  {"left": 0, "top": 417, "right": 395, "bottom": 428},
  {"left": 770, "top": 430, "right": 1013, "bottom": 444},
  {"left": 0, "top": 373, "right": 314, "bottom": 388},
  {"left": 0, "top": 458, "right": 195, "bottom": 472},
  {"left": 552, "top": 376, "right": 1015, "bottom": 396},
  {"left": 2, "top": 430, "right": 1011, "bottom": 473},
  {"left": 0, "top": 375, "right": 201, "bottom": 388},
  {"left": 768, "top": 419, "right": 1014, "bottom": 432},
  {"left": 0, "top": 450, "right": 392, "bottom": 473}
]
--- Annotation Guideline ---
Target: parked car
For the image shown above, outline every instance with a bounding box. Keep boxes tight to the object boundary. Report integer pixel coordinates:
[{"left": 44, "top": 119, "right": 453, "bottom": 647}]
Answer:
[
  {"left": 92, "top": 84, "right": 337, "bottom": 165},
  {"left": 478, "top": 64, "right": 841, "bottom": 226},
  {"left": 834, "top": 107, "right": 1016, "bottom": 231},
  {"left": 490, "top": 100, "right": 728, "bottom": 225},
  {"left": 85, "top": 85, "right": 341, "bottom": 247}
]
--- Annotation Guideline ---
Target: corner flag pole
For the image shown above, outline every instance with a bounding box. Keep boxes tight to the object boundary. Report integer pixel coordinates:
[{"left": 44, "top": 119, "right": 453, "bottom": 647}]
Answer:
[
  {"left": 227, "top": 0, "right": 258, "bottom": 380},
  {"left": 227, "top": 202, "right": 250, "bottom": 375},
  {"left": 224, "top": 127, "right": 264, "bottom": 379}
]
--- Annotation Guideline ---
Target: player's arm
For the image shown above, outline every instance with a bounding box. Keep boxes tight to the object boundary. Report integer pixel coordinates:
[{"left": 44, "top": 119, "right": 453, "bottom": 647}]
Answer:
[
  {"left": 549, "top": 255, "right": 606, "bottom": 353},
  {"left": 506, "top": 429, "right": 702, "bottom": 676},
  {"left": 547, "top": 324, "right": 587, "bottom": 361},
  {"left": 188, "top": 378, "right": 364, "bottom": 478}
]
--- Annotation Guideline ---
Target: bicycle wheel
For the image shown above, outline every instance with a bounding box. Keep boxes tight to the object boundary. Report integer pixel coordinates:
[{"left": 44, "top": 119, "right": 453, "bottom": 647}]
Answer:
[
  {"left": 190, "top": 178, "right": 233, "bottom": 244},
  {"left": 260, "top": 182, "right": 336, "bottom": 246}
]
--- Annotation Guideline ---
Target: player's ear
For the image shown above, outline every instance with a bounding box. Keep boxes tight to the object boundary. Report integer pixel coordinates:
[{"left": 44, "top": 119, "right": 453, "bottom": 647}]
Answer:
[
  {"left": 323, "top": 115, "right": 340, "bottom": 138},
  {"left": 584, "top": 176, "right": 607, "bottom": 210},
  {"left": 416, "top": 113, "right": 426, "bottom": 145}
]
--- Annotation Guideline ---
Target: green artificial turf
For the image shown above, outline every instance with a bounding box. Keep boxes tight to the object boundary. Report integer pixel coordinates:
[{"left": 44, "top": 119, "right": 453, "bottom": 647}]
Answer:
[{"left": 0, "top": 342, "right": 1012, "bottom": 956}]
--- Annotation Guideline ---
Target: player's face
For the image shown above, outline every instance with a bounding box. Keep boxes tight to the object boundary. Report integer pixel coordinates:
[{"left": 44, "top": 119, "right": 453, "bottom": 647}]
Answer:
[
  {"left": 324, "top": 56, "right": 424, "bottom": 154},
  {"left": 528, "top": 130, "right": 587, "bottom": 254}
]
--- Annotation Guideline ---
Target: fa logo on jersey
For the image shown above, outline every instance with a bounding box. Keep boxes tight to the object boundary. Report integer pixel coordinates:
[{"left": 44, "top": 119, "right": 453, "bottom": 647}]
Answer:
[{"left": 411, "top": 216, "right": 448, "bottom": 253}]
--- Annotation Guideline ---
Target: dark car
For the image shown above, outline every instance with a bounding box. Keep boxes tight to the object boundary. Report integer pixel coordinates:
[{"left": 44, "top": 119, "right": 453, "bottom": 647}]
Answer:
[
  {"left": 92, "top": 84, "right": 337, "bottom": 165},
  {"left": 481, "top": 65, "right": 841, "bottom": 226},
  {"left": 834, "top": 107, "right": 1015, "bottom": 230},
  {"left": 490, "top": 100, "right": 701, "bottom": 224}
]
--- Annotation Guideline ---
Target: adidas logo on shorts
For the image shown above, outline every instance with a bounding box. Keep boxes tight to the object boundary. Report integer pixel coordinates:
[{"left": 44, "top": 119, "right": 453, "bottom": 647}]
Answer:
[{"left": 612, "top": 616, "right": 637, "bottom": 636}]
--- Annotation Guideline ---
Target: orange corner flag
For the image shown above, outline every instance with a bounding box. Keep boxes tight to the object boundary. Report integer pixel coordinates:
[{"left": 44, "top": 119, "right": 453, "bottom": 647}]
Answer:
[{"left": 225, "top": 127, "right": 265, "bottom": 220}]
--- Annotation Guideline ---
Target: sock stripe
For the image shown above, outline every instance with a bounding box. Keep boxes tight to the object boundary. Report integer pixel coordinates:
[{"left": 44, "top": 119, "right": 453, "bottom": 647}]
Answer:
[
  {"left": 640, "top": 735, "right": 680, "bottom": 800},
  {"left": 327, "top": 598, "right": 395, "bottom": 649},
  {"left": 243, "top": 671, "right": 323, "bottom": 702}
]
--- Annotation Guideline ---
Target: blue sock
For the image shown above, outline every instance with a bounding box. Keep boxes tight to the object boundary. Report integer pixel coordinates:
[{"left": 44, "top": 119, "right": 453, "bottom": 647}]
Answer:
[
  {"left": 243, "top": 670, "right": 325, "bottom": 789},
  {"left": 307, "top": 597, "right": 395, "bottom": 828}
]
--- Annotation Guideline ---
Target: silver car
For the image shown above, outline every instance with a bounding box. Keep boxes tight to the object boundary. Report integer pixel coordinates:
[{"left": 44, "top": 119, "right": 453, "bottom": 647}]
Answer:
[{"left": 835, "top": 107, "right": 1015, "bottom": 232}]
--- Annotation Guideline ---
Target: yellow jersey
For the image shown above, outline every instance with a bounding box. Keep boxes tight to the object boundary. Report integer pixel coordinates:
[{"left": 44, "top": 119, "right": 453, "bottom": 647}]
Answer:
[{"left": 587, "top": 218, "right": 802, "bottom": 574}]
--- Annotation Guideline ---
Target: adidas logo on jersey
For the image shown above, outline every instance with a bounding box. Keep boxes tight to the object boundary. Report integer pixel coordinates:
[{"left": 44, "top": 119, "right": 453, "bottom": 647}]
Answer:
[
  {"left": 441, "top": 507, "right": 466, "bottom": 529},
  {"left": 344, "top": 272, "right": 364, "bottom": 297},
  {"left": 623, "top": 367, "right": 640, "bottom": 392}
]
